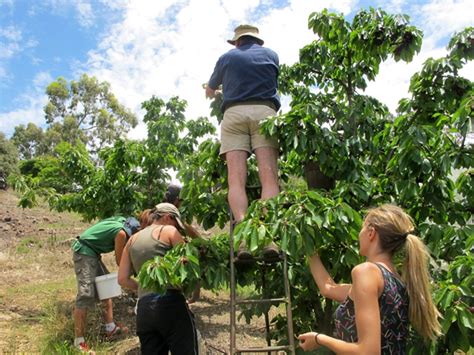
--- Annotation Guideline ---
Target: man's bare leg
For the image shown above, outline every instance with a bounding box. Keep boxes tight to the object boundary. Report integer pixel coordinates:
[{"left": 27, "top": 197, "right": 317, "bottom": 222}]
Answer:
[
  {"left": 255, "top": 147, "right": 280, "bottom": 200},
  {"left": 255, "top": 146, "right": 280, "bottom": 258},
  {"left": 226, "top": 150, "right": 249, "bottom": 222},
  {"left": 102, "top": 298, "right": 113, "bottom": 324},
  {"left": 74, "top": 307, "right": 87, "bottom": 338}
]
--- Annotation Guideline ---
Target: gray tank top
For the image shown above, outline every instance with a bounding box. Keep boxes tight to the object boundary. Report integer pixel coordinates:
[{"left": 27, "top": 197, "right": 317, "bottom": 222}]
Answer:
[{"left": 129, "top": 224, "right": 172, "bottom": 298}]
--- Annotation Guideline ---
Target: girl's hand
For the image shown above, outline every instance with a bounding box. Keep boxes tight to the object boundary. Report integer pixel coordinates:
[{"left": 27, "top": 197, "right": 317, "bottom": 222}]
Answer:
[{"left": 298, "top": 332, "right": 320, "bottom": 351}]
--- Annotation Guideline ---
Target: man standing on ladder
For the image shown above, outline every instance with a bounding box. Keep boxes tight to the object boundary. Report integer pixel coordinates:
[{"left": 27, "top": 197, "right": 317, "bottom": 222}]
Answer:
[{"left": 205, "top": 24, "right": 280, "bottom": 260}]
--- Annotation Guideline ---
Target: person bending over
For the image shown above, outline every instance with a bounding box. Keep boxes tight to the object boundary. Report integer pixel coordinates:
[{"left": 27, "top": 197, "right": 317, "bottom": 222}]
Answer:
[{"left": 72, "top": 216, "right": 140, "bottom": 352}]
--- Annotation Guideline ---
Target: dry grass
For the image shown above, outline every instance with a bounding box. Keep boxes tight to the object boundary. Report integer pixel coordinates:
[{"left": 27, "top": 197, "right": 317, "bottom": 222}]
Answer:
[{"left": 0, "top": 189, "right": 285, "bottom": 353}]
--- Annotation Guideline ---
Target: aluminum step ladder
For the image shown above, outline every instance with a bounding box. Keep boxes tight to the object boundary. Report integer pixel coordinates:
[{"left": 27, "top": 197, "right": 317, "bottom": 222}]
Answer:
[{"left": 229, "top": 211, "right": 295, "bottom": 354}]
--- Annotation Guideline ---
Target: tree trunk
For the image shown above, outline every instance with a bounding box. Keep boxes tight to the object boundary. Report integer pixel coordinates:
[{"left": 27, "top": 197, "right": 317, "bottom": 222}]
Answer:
[{"left": 304, "top": 161, "right": 335, "bottom": 190}]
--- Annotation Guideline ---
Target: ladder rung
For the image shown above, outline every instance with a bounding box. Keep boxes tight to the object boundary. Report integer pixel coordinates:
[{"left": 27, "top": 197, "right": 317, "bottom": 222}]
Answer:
[
  {"left": 236, "top": 345, "right": 292, "bottom": 352},
  {"left": 233, "top": 255, "right": 283, "bottom": 264},
  {"left": 236, "top": 297, "right": 287, "bottom": 305}
]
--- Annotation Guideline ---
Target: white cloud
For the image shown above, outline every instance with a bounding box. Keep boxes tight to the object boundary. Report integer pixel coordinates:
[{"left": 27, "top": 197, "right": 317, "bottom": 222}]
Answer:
[
  {"left": 74, "top": 1, "right": 95, "bottom": 28},
  {"left": 33, "top": 71, "right": 53, "bottom": 89},
  {"left": 257, "top": 0, "right": 358, "bottom": 65},
  {"left": 79, "top": 0, "right": 361, "bottom": 140},
  {"left": 412, "top": 0, "right": 473, "bottom": 46},
  {"left": 364, "top": 46, "right": 447, "bottom": 113},
  {"left": 0, "top": 26, "right": 37, "bottom": 82},
  {"left": 382, "top": 0, "right": 408, "bottom": 13},
  {"left": 0, "top": 92, "right": 47, "bottom": 135},
  {"left": 41, "top": 0, "right": 98, "bottom": 29},
  {"left": 0, "top": 26, "right": 23, "bottom": 59}
]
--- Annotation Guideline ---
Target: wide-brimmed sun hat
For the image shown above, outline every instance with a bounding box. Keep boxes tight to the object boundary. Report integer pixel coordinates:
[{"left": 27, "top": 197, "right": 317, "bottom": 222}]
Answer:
[
  {"left": 227, "top": 24, "right": 264, "bottom": 45},
  {"left": 154, "top": 202, "right": 186, "bottom": 232}
]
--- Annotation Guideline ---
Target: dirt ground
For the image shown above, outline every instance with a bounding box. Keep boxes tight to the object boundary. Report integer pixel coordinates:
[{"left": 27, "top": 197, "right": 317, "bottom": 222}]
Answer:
[{"left": 0, "top": 189, "right": 284, "bottom": 354}]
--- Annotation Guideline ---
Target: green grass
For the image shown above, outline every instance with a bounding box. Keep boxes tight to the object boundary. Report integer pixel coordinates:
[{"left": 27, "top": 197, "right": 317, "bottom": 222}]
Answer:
[
  {"left": 40, "top": 300, "right": 118, "bottom": 354},
  {"left": 16, "top": 236, "right": 43, "bottom": 254},
  {"left": 15, "top": 234, "right": 72, "bottom": 254},
  {"left": 3, "top": 276, "right": 76, "bottom": 299},
  {"left": 2, "top": 276, "right": 116, "bottom": 354}
]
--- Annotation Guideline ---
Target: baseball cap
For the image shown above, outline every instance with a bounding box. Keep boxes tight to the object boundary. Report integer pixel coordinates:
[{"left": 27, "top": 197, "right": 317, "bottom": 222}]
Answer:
[
  {"left": 123, "top": 217, "right": 140, "bottom": 237},
  {"left": 154, "top": 202, "right": 185, "bottom": 232}
]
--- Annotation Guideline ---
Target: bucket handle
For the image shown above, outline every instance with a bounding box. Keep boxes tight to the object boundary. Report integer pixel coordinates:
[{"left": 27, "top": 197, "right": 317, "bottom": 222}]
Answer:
[{"left": 98, "top": 258, "right": 109, "bottom": 275}]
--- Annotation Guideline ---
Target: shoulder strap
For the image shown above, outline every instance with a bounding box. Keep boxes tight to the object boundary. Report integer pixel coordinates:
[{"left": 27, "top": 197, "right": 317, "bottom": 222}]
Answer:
[{"left": 155, "top": 225, "right": 166, "bottom": 242}]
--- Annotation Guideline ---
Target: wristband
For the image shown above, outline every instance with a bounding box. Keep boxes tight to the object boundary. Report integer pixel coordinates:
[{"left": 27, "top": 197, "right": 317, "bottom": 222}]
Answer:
[{"left": 314, "top": 332, "right": 321, "bottom": 345}]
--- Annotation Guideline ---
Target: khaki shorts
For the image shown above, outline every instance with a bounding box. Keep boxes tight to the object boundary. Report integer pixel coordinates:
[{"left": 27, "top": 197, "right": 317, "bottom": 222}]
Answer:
[
  {"left": 73, "top": 251, "right": 109, "bottom": 309},
  {"left": 220, "top": 104, "right": 278, "bottom": 157}
]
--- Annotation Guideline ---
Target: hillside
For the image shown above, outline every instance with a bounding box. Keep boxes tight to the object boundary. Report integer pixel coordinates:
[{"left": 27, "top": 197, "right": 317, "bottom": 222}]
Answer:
[{"left": 0, "top": 189, "right": 273, "bottom": 353}]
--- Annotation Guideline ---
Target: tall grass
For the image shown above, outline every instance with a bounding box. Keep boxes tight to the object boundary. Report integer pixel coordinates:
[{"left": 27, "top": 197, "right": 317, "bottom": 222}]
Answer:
[{"left": 40, "top": 299, "right": 115, "bottom": 354}]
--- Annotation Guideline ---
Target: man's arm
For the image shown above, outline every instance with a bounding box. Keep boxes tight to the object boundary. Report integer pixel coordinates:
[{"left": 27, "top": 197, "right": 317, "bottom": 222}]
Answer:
[
  {"left": 205, "top": 84, "right": 217, "bottom": 98},
  {"left": 206, "top": 56, "right": 224, "bottom": 98},
  {"left": 114, "top": 230, "right": 128, "bottom": 266}
]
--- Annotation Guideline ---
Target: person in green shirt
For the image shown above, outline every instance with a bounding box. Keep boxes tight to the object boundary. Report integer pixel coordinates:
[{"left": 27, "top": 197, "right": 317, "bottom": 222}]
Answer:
[{"left": 72, "top": 216, "right": 140, "bottom": 353}]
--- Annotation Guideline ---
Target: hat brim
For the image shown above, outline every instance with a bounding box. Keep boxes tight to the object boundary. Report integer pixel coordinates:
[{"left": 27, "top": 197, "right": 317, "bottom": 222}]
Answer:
[
  {"left": 227, "top": 33, "right": 264, "bottom": 45},
  {"left": 174, "top": 216, "right": 186, "bottom": 233}
]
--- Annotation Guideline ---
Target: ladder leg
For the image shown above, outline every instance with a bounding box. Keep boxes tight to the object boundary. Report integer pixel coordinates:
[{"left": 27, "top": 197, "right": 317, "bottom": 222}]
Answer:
[
  {"left": 229, "top": 213, "right": 237, "bottom": 354},
  {"left": 283, "top": 254, "right": 296, "bottom": 354},
  {"left": 261, "top": 265, "right": 272, "bottom": 355},
  {"left": 228, "top": 184, "right": 296, "bottom": 354}
]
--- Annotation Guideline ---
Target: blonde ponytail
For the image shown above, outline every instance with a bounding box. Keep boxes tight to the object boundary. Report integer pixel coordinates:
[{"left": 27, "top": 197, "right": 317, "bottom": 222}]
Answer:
[
  {"left": 402, "top": 234, "right": 441, "bottom": 340},
  {"left": 365, "top": 204, "right": 442, "bottom": 341}
]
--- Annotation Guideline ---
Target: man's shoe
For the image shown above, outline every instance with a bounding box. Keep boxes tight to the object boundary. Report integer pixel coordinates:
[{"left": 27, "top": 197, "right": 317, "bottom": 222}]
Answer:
[
  {"left": 237, "top": 247, "right": 253, "bottom": 260},
  {"left": 262, "top": 242, "right": 280, "bottom": 261}
]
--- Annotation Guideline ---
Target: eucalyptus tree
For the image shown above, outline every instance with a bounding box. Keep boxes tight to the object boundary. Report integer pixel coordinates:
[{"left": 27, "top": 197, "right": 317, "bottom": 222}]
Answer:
[
  {"left": 11, "top": 122, "right": 47, "bottom": 159},
  {"left": 0, "top": 132, "right": 19, "bottom": 178},
  {"left": 44, "top": 74, "right": 138, "bottom": 155}
]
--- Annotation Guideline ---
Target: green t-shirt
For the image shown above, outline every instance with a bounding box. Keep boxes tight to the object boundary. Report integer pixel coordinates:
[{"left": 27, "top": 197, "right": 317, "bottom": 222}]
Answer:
[{"left": 72, "top": 216, "right": 126, "bottom": 257}]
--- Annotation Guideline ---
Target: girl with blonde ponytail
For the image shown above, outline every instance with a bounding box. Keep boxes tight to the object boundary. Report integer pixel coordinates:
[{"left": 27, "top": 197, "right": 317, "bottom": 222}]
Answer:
[
  {"left": 403, "top": 232, "right": 441, "bottom": 340},
  {"left": 299, "top": 204, "right": 441, "bottom": 354}
]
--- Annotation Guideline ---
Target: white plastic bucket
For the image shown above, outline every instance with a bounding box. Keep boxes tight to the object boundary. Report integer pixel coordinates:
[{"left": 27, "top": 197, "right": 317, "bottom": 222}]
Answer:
[{"left": 95, "top": 272, "right": 122, "bottom": 300}]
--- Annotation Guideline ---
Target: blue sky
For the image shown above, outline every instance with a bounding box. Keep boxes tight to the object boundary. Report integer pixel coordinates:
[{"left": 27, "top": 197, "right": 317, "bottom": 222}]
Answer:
[{"left": 0, "top": 0, "right": 472, "bottom": 138}]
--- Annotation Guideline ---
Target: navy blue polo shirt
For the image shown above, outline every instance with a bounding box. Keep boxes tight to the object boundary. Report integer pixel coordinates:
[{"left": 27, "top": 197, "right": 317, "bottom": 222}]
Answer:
[{"left": 208, "top": 42, "right": 281, "bottom": 112}]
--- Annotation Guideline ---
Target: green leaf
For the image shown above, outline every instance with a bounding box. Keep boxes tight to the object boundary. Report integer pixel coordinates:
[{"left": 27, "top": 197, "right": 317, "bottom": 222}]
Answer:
[
  {"left": 458, "top": 307, "right": 474, "bottom": 330},
  {"left": 186, "top": 254, "right": 199, "bottom": 265},
  {"left": 441, "top": 308, "right": 456, "bottom": 334},
  {"left": 249, "top": 228, "right": 258, "bottom": 252}
]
